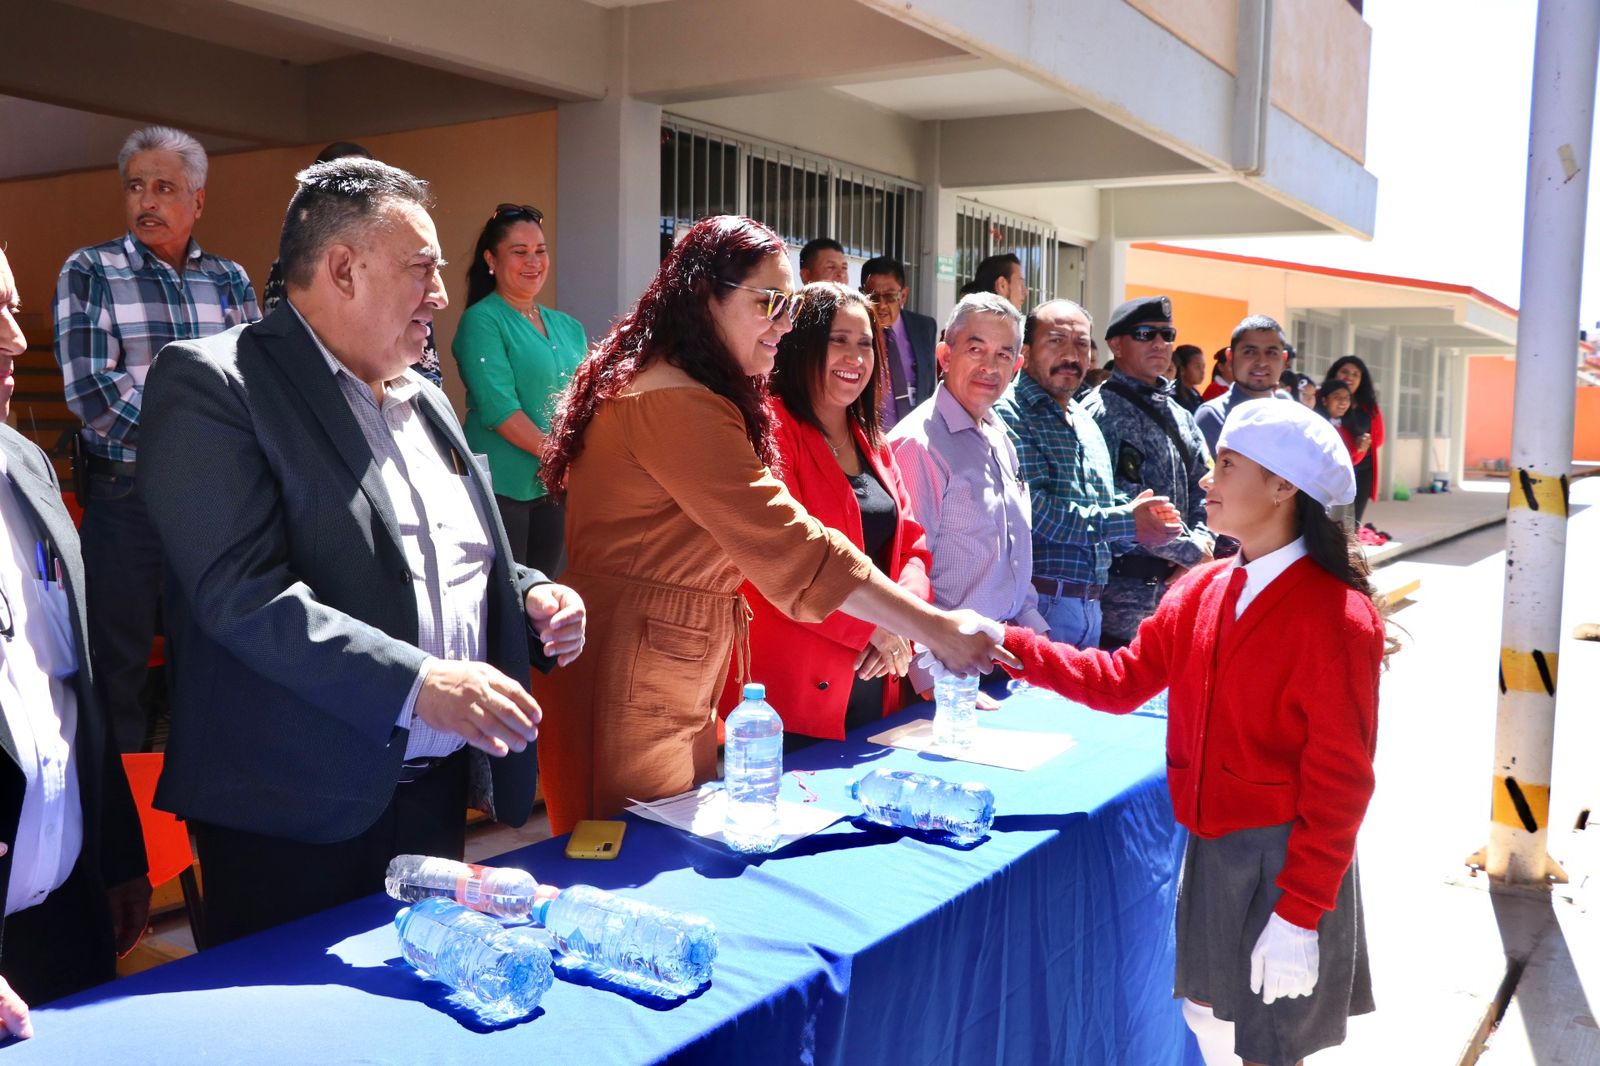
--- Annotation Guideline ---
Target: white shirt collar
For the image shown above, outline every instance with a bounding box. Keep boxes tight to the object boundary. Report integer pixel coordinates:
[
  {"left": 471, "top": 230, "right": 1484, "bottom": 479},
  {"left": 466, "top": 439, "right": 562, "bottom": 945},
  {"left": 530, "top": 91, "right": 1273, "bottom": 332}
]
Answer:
[{"left": 1230, "top": 536, "right": 1307, "bottom": 619}]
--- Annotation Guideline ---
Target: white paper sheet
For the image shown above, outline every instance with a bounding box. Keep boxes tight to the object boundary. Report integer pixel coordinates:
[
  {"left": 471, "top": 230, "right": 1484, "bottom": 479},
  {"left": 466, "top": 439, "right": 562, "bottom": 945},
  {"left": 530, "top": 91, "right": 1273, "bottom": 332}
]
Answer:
[
  {"left": 866, "top": 717, "right": 1076, "bottom": 771},
  {"left": 626, "top": 784, "right": 845, "bottom": 850}
]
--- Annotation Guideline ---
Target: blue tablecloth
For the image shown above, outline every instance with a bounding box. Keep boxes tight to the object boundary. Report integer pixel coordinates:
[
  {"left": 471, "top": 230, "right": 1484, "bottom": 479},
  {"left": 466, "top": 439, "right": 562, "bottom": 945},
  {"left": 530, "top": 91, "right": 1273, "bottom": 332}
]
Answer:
[{"left": 16, "top": 690, "right": 1202, "bottom": 1065}]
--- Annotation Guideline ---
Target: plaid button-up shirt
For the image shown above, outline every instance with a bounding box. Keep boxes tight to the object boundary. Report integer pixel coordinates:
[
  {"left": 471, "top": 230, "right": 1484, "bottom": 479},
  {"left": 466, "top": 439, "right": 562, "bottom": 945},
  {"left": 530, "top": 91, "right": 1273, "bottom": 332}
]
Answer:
[
  {"left": 994, "top": 371, "right": 1138, "bottom": 588},
  {"left": 54, "top": 233, "right": 258, "bottom": 461}
]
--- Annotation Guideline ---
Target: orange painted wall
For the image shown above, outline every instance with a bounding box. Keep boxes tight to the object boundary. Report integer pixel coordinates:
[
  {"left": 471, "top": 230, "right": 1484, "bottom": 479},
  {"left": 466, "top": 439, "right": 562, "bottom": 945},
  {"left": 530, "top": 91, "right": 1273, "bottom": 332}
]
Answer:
[
  {"left": 1464, "top": 356, "right": 1600, "bottom": 467},
  {"left": 1123, "top": 283, "right": 1249, "bottom": 379},
  {"left": 0, "top": 111, "right": 559, "bottom": 413}
]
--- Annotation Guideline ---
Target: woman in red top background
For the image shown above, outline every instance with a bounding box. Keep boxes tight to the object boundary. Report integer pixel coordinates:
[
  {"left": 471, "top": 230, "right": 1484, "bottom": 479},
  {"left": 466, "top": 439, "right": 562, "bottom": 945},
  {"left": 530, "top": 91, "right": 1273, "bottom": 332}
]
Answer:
[
  {"left": 720, "top": 283, "right": 932, "bottom": 743},
  {"left": 1315, "top": 379, "right": 1371, "bottom": 468},
  {"left": 1000, "top": 400, "right": 1391, "bottom": 1066},
  {"left": 1322, "top": 355, "right": 1385, "bottom": 524}
]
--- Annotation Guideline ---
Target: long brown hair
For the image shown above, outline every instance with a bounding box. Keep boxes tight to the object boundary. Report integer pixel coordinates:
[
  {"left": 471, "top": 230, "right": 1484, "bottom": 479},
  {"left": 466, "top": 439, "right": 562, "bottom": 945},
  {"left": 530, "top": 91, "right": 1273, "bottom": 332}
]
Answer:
[
  {"left": 540, "top": 216, "right": 787, "bottom": 499},
  {"left": 770, "top": 283, "right": 888, "bottom": 449},
  {"left": 1295, "top": 492, "right": 1401, "bottom": 660}
]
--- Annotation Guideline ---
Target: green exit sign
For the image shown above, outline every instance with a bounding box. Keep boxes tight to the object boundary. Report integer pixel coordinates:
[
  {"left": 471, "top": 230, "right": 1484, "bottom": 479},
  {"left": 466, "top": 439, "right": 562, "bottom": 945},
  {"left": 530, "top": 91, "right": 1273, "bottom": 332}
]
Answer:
[{"left": 935, "top": 255, "right": 957, "bottom": 282}]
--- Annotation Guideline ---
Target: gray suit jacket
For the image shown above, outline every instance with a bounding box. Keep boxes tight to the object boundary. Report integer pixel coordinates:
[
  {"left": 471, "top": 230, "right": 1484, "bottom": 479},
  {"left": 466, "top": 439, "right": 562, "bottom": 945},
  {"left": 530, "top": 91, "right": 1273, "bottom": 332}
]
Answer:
[
  {"left": 140, "top": 307, "right": 551, "bottom": 844},
  {"left": 0, "top": 425, "right": 146, "bottom": 956}
]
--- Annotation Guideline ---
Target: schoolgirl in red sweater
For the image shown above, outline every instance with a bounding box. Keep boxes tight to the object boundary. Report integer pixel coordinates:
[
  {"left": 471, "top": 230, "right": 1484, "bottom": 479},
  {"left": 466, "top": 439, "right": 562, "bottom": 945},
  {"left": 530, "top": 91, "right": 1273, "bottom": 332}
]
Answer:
[{"left": 1001, "top": 400, "right": 1389, "bottom": 1066}]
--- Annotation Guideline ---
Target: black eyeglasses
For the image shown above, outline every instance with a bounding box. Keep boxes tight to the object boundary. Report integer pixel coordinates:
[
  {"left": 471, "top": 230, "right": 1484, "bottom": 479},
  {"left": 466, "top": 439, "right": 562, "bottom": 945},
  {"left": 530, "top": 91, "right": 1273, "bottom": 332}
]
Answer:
[
  {"left": 1127, "top": 326, "right": 1178, "bottom": 344},
  {"left": 491, "top": 203, "right": 544, "bottom": 224}
]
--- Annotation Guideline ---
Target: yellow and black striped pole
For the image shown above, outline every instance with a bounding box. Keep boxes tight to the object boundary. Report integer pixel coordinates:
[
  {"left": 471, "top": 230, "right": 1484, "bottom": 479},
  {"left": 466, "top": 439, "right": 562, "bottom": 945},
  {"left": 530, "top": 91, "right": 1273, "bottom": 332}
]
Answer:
[{"left": 1479, "top": 0, "right": 1598, "bottom": 887}]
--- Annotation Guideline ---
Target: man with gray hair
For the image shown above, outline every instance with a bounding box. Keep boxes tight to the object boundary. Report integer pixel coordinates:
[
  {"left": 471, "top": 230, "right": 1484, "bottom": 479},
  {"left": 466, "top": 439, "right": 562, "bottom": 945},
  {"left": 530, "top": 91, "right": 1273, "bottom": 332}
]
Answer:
[
  {"left": 890, "top": 293, "right": 1047, "bottom": 692},
  {"left": 139, "top": 157, "right": 585, "bottom": 943},
  {"left": 53, "top": 125, "right": 258, "bottom": 753}
]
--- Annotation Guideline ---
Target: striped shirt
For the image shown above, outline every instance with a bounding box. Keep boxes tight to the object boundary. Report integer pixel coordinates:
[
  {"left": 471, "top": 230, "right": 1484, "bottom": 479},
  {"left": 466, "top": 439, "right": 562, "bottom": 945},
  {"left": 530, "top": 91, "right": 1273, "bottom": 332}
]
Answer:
[
  {"left": 994, "top": 371, "right": 1138, "bottom": 588},
  {"left": 292, "top": 304, "right": 496, "bottom": 762},
  {"left": 54, "top": 233, "right": 258, "bottom": 462}
]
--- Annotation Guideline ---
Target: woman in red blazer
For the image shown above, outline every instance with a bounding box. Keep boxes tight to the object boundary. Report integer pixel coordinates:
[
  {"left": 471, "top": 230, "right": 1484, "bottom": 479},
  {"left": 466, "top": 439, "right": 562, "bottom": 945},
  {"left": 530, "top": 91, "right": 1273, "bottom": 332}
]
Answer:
[
  {"left": 1000, "top": 400, "right": 1390, "bottom": 1066},
  {"left": 719, "top": 283, "right": 932, "bottom": 742}
]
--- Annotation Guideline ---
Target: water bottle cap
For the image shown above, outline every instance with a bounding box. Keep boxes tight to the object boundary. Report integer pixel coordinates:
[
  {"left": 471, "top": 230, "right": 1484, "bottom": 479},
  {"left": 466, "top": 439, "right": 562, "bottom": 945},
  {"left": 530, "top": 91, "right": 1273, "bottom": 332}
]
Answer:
[
  {"left": 742, "top": 682, "right": 766, "bottom": 701},
  {"left": 533, "top": 898, "right": 552, "bottom": 925}
]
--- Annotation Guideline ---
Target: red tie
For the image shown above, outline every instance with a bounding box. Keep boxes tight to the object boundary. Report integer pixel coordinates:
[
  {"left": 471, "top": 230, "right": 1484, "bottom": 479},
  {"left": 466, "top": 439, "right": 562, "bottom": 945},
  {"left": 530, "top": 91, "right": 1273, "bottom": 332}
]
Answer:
[{"left": 1216, "top": 565, "right": 1248, "bottom": 647}]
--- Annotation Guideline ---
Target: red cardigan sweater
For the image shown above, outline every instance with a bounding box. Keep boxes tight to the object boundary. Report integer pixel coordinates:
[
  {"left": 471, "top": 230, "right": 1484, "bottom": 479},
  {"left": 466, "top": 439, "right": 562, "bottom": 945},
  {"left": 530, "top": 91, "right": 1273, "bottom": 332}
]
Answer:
[
  {"left": 1002, "top": 557, "right": 1383, "bottom": 929},
  {"left": 718, "top": 399, "right": 933, "bottom": 738}
]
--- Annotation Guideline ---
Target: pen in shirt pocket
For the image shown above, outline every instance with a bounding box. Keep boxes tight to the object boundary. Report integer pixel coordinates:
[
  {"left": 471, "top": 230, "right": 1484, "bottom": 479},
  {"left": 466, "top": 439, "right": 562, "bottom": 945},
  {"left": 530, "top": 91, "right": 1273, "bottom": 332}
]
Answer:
[{"left": 34, "top": 541, "right": 51, "bottom": 586}]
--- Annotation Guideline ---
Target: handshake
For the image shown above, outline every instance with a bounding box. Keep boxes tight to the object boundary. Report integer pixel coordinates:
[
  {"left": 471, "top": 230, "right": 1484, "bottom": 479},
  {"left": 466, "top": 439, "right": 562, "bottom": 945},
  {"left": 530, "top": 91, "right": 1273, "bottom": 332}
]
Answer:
[{"left": 912, "top": 610, "right": 1012, "bottom": 681}]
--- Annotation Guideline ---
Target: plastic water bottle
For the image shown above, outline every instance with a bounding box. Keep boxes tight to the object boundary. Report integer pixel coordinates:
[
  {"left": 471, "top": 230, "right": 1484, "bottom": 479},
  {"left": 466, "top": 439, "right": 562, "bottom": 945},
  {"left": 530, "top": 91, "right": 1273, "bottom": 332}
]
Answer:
[
  {"left": 932, "top": 671, "right": 979, "bottom": 749},
  {"left": 849, "top": 768, "right": 996, "bottom": 844},
  {"left": 394, "top": 897, "right": 554, "bottom": 1018},
  {"left": 385, "top": 855, "right": 545, "bottom": 921},
  {"left": 534, "top": 884, "right": 718, "bottom": 997},
  {"left": 723, "top": 682, "right": 782, "bottom": 853}
]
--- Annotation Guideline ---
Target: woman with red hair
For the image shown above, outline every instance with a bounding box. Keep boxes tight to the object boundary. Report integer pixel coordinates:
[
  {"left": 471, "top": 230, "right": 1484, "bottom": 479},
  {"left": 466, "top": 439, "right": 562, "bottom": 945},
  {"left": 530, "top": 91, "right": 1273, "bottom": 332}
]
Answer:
[{"left": 533, "top": 216, "right": 1007, "bottom": 834}]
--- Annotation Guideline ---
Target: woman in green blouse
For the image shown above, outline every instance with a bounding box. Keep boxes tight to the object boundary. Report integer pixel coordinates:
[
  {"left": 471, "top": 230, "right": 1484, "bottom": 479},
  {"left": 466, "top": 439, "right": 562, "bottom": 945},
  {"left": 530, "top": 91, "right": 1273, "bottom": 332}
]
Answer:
[{"left": 453, "top": 203, "right": 588, "bottom": 575}]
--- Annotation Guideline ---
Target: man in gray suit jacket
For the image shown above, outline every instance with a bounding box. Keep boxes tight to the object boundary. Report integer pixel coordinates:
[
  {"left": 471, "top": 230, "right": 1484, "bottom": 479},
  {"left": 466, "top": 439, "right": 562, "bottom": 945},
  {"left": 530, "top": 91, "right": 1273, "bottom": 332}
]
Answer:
[
  {"left": 139, "top": 159, "right": 586, "bottom": 944},
  {"left": 0, "top": 247, "right": 148, "bottom": 1037}
]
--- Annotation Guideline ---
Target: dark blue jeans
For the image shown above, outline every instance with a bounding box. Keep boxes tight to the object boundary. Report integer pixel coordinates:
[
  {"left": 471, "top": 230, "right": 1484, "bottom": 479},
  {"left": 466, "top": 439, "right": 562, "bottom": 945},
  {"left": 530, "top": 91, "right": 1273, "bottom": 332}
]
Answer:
[{"left": 80, "top": 469, "right": 165, "bottom": 753}]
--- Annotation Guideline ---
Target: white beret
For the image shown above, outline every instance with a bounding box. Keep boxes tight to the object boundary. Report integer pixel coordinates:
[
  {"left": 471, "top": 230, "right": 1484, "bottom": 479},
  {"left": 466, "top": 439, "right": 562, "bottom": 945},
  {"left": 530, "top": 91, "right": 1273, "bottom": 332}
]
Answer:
[{"left": 1216, "top": 398, "right": 1356, "bottom": 510}]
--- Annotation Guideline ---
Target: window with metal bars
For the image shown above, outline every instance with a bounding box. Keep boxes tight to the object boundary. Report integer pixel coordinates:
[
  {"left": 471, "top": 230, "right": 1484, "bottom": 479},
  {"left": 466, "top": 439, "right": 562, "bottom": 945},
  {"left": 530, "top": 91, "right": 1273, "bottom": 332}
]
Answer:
[
  {"left": 660, "top": 117, "right": 925, "bottom": 304},
  {"left": 1291, "top": 313, "right": 1340, "bottom": 381},
  {"left": 1396, "top": 338, "right": 1429, "bottom": 437},
  {"left": 955, "top": 199, "right": 1058, "bottom": 312}
]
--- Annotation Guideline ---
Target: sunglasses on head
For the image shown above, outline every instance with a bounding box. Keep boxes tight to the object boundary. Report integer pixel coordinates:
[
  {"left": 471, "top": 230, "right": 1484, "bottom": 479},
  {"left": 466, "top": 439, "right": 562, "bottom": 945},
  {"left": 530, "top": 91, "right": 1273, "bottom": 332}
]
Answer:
[
  {"left": 1126, "top": 325, "right": 1177, "bottom": 343},
  {"left": 716, "top": 280, "right": 803, "bottom": 322},
  {"left": 491, "top": 202, "right": 544, "bottom": 224}
]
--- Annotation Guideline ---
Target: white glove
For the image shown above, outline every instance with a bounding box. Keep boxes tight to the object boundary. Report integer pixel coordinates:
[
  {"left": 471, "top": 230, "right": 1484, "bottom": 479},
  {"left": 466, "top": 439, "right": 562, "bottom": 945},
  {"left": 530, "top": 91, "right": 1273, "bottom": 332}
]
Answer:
[
  {"left": 912, "top": 611, "right": 1005, "bottom": 678},
  {"left": 1249, "top": 913, "right": 1319, "bottom": 1005}
]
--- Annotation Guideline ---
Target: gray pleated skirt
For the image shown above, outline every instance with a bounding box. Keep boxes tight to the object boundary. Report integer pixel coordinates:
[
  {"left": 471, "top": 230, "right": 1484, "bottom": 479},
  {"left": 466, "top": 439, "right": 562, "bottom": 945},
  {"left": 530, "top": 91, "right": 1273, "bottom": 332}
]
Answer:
[{"left": 1174, "top": 822, "right": 1375, "bottom": 1066}]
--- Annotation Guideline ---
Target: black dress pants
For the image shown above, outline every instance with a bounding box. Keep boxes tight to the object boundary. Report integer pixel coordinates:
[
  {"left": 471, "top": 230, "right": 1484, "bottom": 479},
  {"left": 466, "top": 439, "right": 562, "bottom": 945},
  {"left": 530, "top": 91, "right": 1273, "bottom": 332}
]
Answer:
[
  {"left": 2, "top": 858, "right": 117, "bottom": 1005},
  {"left": 192, "top": 749, "right": 470, "bottom": 946}
]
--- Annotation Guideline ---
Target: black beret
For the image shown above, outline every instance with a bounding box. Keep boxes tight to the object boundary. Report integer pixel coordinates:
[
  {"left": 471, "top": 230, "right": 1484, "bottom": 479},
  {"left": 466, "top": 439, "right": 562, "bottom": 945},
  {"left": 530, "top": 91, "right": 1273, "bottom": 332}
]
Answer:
[{"left": 1104, "top": 295, "right": 1174, "bottom": 339}]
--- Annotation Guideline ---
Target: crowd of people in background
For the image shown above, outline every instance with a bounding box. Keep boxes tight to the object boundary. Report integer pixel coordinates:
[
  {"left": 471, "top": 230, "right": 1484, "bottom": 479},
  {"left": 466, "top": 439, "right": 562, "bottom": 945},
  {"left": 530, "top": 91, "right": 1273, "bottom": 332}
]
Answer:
[{"left": 0, "top": 122, "right": 1393, "bottom": 1064}]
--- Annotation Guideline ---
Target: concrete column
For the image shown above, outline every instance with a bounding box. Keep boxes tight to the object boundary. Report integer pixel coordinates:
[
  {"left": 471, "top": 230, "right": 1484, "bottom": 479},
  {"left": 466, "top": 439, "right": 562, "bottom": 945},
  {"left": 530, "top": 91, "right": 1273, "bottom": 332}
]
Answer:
[
  {"left": 556, "top": 86, "right": 662, "bottom": 340},
  {"left": 1450, "top": 351, "right": 1471, "bottom": 486},
  {"left": 917, "top": 121, "right": 959, "bottom": 330},
  {"left": 1086, "top": 189, "right": 1125, "bottom": 342},
  {"left": 1385, "top": 327, "right": 1404, "bottom": 498}
]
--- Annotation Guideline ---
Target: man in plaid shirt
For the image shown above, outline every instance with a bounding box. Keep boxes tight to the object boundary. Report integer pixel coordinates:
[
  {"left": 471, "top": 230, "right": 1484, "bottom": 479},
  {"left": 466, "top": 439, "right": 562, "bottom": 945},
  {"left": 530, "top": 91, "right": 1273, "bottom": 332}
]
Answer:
[
  {"left": 53, "top": 126, "right": 258, "bottom": 752},
  {"left": 994, "top": 300, "right": 1180, "bottom": 649}
]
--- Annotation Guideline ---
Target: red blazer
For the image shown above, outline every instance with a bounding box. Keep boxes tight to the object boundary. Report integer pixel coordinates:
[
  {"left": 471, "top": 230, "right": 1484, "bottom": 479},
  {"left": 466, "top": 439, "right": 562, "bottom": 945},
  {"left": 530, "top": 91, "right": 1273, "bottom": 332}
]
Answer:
[
  {"left": 1002, "top": 558, "right": 1383, "bottom": 929},
  {"left": 719, "top": 399, "right": 933, "bottom": 738},
  {"left": 1200, "top": 379, "right": 1229, "bottom": 402}
]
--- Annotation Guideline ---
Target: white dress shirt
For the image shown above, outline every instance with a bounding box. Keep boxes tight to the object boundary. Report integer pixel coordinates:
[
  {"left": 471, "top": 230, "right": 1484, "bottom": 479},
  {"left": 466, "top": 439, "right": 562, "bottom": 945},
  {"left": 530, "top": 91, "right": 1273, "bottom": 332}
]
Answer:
[
  {"left": 1231, "top": 536, "right": 1308, "bottom": 619},
  {"left": 0, "top": 453, "right": 84, "bottom": 915},
  {"left": 291, "top": 305, "right": 496, "bottom": 761}
]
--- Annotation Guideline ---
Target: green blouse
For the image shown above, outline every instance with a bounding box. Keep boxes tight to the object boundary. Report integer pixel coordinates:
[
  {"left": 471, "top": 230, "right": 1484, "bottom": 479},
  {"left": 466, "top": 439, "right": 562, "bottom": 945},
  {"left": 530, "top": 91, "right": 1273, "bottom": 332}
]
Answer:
[{"left": 451, "top": 292, "right": 588, "bottom": 501}]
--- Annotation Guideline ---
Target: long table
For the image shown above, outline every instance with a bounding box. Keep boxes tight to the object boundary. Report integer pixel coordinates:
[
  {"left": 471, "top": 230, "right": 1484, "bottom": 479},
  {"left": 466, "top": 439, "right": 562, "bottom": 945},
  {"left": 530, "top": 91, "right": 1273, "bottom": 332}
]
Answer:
[{"left": 16, "top": 689, "right": 1202, "bottom": 1065}]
